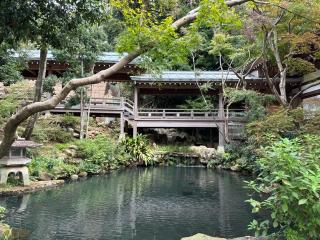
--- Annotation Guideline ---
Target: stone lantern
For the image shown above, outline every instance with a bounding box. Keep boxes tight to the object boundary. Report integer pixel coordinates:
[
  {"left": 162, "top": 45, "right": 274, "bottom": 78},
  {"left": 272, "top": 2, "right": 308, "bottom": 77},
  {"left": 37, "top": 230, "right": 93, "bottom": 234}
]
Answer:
[{"left": 0, "top": 138, "right": 42, "bottom": 186}]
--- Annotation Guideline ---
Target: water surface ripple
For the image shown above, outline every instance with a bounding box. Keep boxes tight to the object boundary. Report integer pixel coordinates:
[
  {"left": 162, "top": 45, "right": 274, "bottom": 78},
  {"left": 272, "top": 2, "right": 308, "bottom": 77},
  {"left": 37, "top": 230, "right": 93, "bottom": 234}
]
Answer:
[{"left": 1, "top": 167, "right": 257, "bottom": 240}]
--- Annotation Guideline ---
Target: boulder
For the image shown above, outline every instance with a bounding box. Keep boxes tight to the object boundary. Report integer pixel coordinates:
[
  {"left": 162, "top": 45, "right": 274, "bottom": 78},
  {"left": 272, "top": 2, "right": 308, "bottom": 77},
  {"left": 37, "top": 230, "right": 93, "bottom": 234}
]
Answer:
[
  {"left": 78, "top": 172, "right": 88, "bottom": 178},
  {"left": 231, "top": 237, "right": 268, "bottom": 240},
  {"left": 190, "top": 146, "right": 216, "bottom": 162},
  {"left": 181, "top": 233, "right": 226, "bottom": 240},
  {"left": 70, "top": 174, "right": 79, "bottom": 181},
  {"left": 230, "top": 164, "right": 241, "bottom": 172},
  {"left": 68, "top": 145, "right": 78, "bottom": 150},
  {"left": 38, "top": 172, "right": 54, "bottom": 181},
  {"left": 64, "top": 149, "right": 76, "bottom": 157}
]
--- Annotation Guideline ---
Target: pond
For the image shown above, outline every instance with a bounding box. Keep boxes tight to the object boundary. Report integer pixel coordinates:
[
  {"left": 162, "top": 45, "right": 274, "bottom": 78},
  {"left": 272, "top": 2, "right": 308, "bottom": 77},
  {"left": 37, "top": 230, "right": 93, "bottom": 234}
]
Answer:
[{"left": 0, "top": 167, "right": 260, "bottom": 240}]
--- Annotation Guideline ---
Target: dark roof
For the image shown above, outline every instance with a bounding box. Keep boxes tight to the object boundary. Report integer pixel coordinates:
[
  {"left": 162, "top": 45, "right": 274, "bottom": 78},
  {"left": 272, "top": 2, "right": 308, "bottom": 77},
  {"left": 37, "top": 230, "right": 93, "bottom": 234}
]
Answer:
[
  {"left": 8, "top": 139, "right": 42, "bottom": 148},
  {"left": 131, "top": 71, "right": 262, "bottom": 82},
  {"left": 13, "top": 50, "right": 139, "bottom": 64}
]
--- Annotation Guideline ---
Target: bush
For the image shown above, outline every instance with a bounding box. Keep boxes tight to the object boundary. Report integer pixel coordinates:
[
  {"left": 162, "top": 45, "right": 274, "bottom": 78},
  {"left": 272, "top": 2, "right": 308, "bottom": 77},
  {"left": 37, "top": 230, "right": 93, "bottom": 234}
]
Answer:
[
  {"left": 28, "top": 156, "right": 77, "bottom": 178},
  {"left": 32, "top": 126, "right": 73, "bottom": 143},
  {"left": 61, "top": 114, "right": 79, "bottom": 129},
  {"left": 246, "top": 108, "right": 304, "bottom": 147},
  {"left": 246, "top": 135, "right": 320, "bottom": 239},
  {"left": 75, "top": 135, "right": 120, "bottom": 170},
  {"left": 120, "top": 135, "right": 154, "bottom": 166}
]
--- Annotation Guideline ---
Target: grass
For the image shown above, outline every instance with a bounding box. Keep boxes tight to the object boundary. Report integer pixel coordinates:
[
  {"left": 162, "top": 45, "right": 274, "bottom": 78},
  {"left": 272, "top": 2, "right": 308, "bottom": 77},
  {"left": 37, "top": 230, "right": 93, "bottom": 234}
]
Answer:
[{"left": 154, "top": 144, "right": 195, "bottom": 153}]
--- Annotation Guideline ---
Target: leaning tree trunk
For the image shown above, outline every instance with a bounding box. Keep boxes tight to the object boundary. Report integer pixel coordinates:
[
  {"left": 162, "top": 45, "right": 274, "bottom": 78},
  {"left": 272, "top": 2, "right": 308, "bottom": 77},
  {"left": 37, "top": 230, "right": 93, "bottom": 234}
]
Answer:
[
  {"left": 22, "top": 48, "right": 47, "bottom": 139},
  {"left": 0, "top": 0, "right": 251, "bottom": 158}
]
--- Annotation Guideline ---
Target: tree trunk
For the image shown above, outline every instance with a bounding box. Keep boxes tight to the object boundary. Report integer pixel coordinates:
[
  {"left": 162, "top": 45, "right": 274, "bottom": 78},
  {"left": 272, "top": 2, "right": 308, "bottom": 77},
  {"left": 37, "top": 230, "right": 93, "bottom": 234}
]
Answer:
[
  {"left": 22, "top": 48, "right": 47, "bottom": 139},
  {"left": 0, "top": 0, "right": 251, "bottom": 158},
  {"left": 79, "top": 88, "right": 85, "bottom": 139}
]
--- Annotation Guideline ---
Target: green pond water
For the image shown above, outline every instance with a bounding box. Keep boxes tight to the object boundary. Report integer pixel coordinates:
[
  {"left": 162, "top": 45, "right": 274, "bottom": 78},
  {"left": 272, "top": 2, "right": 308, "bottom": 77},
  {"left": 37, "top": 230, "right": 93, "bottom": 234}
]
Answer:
[{"left": 0, "top": 167, "right": 260, "bottom": 240}]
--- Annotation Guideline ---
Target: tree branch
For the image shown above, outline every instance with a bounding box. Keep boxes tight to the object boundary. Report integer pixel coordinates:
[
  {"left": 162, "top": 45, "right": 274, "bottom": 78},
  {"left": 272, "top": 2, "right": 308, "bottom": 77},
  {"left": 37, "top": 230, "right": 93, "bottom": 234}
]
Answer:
[{"left": 0, "top": 0, "right": 252, "bottom": 157}]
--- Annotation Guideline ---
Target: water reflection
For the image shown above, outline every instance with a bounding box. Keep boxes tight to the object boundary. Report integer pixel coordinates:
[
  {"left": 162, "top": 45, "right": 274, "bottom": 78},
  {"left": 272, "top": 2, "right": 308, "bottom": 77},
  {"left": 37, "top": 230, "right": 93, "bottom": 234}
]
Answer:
[{"left": 0, "top": 167, "right": 257, "bottom": 240}]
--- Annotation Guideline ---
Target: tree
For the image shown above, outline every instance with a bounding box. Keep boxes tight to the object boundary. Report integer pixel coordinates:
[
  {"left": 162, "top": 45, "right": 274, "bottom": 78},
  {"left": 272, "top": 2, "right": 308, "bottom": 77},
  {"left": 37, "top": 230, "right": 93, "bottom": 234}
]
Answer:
[
  {"left": 0, "top": 0, "right": 252, "bottom": 157},
  {"left": 54, "top": 25, "right": 111, "bottom": 139},
  {"left": 204, "top": 1, "right": 320, "bottom": 109},
  {"left": 0, "top": 0, "right": 107, "bottom": 139}
]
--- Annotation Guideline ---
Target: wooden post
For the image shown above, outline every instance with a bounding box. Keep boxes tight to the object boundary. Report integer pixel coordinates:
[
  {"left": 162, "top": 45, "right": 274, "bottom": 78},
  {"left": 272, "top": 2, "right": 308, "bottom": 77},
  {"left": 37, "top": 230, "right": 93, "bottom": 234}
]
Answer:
[
  {"left": 134, "top": 85, "right": 139, "bottom": 119},
  {"left": 133, "top": 125, "right": 138, "bottom": 137},
  {"left": 119, "top": 112, "right": 125, "bottom": 139},
  {"left": 218, "top": 93, "right": 225, "bottom": 152}
]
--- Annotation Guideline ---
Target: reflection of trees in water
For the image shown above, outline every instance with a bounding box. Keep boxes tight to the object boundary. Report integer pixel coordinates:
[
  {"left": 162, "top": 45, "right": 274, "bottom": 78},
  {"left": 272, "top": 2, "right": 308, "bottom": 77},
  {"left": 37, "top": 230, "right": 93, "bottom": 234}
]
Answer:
[{"left": 1, "top": 168, "right": 253, "bottom": 239}]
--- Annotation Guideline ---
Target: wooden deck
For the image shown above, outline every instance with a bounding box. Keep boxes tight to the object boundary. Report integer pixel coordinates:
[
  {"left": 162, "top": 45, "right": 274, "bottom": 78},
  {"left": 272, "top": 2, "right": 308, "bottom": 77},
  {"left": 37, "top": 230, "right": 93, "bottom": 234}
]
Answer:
[
  {"left": 49, "top": 97, "right": 245, "bottom": 123},
  {"left": 47, "top": 97, "right": 246, "bottom": 140}
]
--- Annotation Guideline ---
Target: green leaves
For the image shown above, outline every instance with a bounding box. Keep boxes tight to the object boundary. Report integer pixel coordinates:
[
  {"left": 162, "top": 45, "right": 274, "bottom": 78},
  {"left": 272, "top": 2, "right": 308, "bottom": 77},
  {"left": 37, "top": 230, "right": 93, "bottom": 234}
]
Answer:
[
  {"left": 298, "top": 199, "right": 307, "bottom": 205},
  {"left": 195, "top": 0, "right": 242, "bottom": 30},
  {"left": 247, "top": 135, "right": 320, "bottom": 238},
  {"left": 120, "top": 134, "right": 154, "bottom": 166}
]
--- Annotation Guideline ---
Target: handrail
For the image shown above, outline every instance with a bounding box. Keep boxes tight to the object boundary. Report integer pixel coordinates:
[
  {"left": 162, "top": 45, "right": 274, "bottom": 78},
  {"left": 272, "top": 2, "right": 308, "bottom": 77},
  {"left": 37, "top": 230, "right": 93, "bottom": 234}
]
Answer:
[{"left": 48, "top": 97, "right": 247, "bottom": 120}]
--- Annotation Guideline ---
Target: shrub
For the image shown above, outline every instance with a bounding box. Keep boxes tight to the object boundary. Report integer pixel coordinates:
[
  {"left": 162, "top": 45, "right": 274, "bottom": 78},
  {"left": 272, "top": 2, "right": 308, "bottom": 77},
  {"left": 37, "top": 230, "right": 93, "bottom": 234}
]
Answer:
[
  {"left": 32, "top": 125, "right": 73, "bottom": 143},
  {"left": 61, "top": 114, "right": 79, "bottom": 129},
  {"left": 75, "top": 135, "right": 120, "bottom": 170},
  {"left": 246, "top": 135, "right": 320, "bottom": 239},
  {"left": 246, "top": 108, "right": 304, "bottom": 147},
  {"left": 120, "top": 135, "right": 154, "bottom": 166},
  {"left": 28, "top": 156, "right": 77, "bottom": 177}
]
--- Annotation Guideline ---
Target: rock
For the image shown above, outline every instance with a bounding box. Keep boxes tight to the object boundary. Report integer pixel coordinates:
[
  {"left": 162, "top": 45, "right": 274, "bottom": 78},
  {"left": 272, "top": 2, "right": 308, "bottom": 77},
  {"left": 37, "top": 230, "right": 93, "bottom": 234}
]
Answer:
[
  {"left": 65, "top": 158, "right": 82, "bottom": 165},
  {"left": 68, "top": 145, "right": 78, "bottom": 150},
  {"left": 181, "top": 233, "right": 226, "bottom": 240},
  {"left": 230, "top": 164, "right": 241, "bottom": 172},
  {"left": 67, "top": 128, "right": 74, "bottom": 133},
  {"left": 78, "top": 172, "right": 88, "bottom": 178},
  {"left": 70, "top": 174, "right": 79, "bottom": 181},
  {"left": 190, "top": 146, "right": 216, "bottom": 162},
  {"left": 38, "top": 172, "right": 54, "bottom": 181},
  {"left": 64, "top": 149, "right": 76, "bottom": 157},
  {"left": 153, "top": 128, "right": 189, "bottom": 143},
  {"left": 231, "top": 237, "right": 268, "bottom": 240}
]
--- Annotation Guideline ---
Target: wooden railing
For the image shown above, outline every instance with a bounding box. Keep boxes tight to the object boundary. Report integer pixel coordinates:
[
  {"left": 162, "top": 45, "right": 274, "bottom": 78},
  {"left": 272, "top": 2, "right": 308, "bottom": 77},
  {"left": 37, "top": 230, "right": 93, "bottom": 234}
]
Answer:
[
  {"left": 21, "top": 96, "right": 246, "bottom": 121},
  {"left": 137, "top": 108, "right": 246, "bottom": 120}
]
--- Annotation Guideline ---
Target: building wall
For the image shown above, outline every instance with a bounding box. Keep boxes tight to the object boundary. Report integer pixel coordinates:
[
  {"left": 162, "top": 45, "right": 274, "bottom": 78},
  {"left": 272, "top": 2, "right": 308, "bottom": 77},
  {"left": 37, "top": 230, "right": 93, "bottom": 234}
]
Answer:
[{"left": 303, "top": 95, "right": 320, "bottom": 111}]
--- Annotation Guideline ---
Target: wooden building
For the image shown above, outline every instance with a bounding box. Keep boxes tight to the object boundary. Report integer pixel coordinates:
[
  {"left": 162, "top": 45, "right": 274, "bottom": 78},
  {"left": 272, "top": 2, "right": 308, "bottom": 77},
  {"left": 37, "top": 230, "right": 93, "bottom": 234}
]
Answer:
[{"left": 17, "top": 50, "right": 320, "bottom": 150}]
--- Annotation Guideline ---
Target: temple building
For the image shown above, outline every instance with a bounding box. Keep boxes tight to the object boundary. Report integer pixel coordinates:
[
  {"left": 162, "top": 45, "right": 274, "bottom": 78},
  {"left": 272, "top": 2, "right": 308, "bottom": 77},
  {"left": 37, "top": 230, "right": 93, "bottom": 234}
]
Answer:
[{"left": 13, "top": 50, "right": 320, "bottom": 149}]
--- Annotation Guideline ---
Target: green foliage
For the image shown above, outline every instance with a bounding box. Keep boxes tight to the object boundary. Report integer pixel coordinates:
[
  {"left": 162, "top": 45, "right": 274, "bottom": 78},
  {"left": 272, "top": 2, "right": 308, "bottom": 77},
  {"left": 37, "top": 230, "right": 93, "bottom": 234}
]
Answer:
[
  {"left": 300, "top": 111, "right": 320, "bottom": 135},
  {"left": 75, "top": 135, "right": 120, "bottom": 170},
  {"left": 209, "top": 32, "right": 258, "bottom": 67},
  {"left": 195, "top": 0, "right": 241, "bottom": 30},
  {"left": 286, "top": 58, "right": 317, "bottom": 77},
  {"left": 246, "top": 108, "right": 304, "bottom": 147},
  {"left": 155, "top": 144, "right": 194, "bottom": 153},
  {"left": 61, "top": 114, "right": 79, "bottom": 129},
  {"left": 32, "top": 125, "right": 73, "bottom": 143},
  {"left": 177, "top": 96, "right": 214, "bottom": 110},
  {"left": 0, "top": 1, "right": 107, "bottom": 48},
  {"left": 246, "top": 136, "right": 320, "bottom": 239},
  {"left": 29, "top": 156, "right": 73, "bottom": 178},
  {"left": 0, "top": 48, "right": 25, "bottom": 86},
  {"left": 120, "top": 135, "right": 154, "bottom": 166},
  {"left": 0, "top": 81, "right": 33, "bottom": 127},
  {"left": 224, "top": 88, "right": 276, "bottom": 122},
  {"left": 43, "top": 75, "right": 60, "bottom": 94}
]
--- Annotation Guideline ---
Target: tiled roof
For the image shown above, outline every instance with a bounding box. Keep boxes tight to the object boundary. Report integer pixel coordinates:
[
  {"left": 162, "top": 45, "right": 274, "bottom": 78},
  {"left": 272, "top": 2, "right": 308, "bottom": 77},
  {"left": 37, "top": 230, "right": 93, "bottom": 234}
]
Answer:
[
  {"left": 131, "top": 71, "right": 262, "bottom": 82},
  {"left": 13, "top": 50, "right": 139, "bottom": 64},
  {"left": 2, "top": 139, "right": 43, "bottom": 148}
]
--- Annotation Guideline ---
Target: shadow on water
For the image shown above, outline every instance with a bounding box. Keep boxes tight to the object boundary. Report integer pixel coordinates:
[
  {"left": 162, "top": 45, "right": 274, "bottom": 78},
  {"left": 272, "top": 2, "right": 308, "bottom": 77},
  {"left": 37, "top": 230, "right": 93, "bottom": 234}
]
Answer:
[{"left": 0, "top": 167, "right": 264, "bottom": 240}]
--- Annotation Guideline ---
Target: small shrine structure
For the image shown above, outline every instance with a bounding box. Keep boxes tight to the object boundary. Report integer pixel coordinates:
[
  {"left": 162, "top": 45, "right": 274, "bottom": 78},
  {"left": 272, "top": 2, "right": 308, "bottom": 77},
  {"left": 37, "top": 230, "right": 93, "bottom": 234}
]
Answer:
[{"left": 0, "top": 138, "right": 41, "bottom": 186}]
